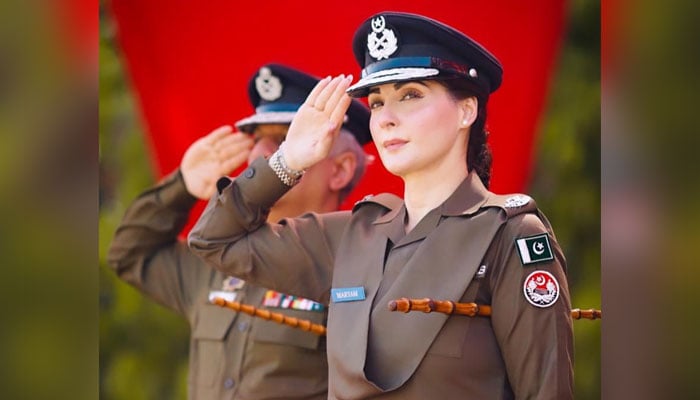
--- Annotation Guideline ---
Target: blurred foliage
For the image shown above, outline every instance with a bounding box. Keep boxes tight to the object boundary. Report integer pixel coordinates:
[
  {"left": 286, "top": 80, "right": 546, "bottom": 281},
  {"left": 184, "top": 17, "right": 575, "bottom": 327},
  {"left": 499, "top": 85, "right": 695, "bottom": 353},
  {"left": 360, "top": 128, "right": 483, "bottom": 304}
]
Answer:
[
  {"left": 99, "top": 4, "right": 189, "bottom": 400},
  {"left": 531, "top": 1, "right": 600, "bottom": 399},
  {"left": 613, "top": 0, "right": 700, "bottom": 398},
  {"left": 0, "top": 1, "right": 98, "bottom": 399},
  {"left": 98, "top": 1, "right": 600, "bottom": 399}
]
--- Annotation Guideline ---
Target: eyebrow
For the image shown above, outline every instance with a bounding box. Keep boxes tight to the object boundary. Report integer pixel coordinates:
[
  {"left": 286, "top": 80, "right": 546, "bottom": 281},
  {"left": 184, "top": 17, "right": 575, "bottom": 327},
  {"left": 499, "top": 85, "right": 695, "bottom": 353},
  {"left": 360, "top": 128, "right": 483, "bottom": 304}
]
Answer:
[
  {"left": 368, "top": 80, "right": 429, "bottom": 95},
  {"left": 394, "top": 81, "right": 428, "bottom": 89}
]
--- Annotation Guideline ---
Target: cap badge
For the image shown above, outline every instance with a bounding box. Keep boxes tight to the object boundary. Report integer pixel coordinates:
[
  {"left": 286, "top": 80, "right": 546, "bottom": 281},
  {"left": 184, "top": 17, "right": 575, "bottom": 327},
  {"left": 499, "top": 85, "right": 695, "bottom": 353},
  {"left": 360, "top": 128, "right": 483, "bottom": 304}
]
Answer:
[
  {"left": 255, "top": 67, "right": 282, "bottom": 101},
  {"left": 367, "top": 16, "right": 398, "bottom": 60},
  {"left": 504, "top": 194, "right": 531, "bottom": 208},
  {"left": 523, "top": 270, "right": 560, "bottom": 308}
]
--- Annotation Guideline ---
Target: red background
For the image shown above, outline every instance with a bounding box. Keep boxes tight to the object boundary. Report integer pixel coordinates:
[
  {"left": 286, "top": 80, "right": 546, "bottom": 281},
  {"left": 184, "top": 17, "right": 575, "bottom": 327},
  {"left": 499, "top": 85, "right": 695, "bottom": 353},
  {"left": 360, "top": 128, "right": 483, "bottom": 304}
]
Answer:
[{"left": 110, "top": 0, "right": 566, "bottom": 230}]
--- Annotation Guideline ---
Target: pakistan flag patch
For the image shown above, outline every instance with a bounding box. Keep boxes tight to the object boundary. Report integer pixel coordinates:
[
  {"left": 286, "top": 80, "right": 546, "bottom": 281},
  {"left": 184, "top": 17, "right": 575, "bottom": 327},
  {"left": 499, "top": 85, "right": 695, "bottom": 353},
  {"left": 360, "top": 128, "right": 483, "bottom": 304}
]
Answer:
[{"left": 515, "top": 233, "right": 554, "bottom": 265}]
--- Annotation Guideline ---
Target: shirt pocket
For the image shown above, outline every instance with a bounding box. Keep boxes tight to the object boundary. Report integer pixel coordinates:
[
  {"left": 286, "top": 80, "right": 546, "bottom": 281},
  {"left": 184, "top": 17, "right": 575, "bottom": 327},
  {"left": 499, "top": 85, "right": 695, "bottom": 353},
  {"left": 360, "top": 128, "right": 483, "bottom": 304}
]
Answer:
[
  {"left": 191, "top": 305, "right": 236, "bottom": 387},
  {"left": 250, "top": 308, "right": 326, "bottom": 350},
  {"left": 426, "top": 314, "right": 472, "bottom": 358}
]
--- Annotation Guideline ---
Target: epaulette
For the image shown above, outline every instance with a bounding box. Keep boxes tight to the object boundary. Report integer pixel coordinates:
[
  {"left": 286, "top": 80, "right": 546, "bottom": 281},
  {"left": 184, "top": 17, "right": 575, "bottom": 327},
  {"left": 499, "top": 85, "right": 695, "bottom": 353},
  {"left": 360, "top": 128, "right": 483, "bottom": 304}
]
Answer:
[
  {"left": 352, "top": 193, "right": 403, "bottom": 213},
  {"left": 484, "top": 193, "right": 538, "bottom": 219}
]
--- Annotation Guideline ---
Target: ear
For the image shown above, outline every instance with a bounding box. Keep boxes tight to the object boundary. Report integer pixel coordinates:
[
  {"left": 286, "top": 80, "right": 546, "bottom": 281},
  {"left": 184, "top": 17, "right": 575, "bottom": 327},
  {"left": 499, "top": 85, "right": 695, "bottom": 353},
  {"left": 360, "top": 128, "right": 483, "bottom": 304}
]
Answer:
[
  {"left": 328, "top": 151, "right": 357, "bottom": 192},
  {"left": 458, "top": 97, "right": 479, "bottom": 129}
]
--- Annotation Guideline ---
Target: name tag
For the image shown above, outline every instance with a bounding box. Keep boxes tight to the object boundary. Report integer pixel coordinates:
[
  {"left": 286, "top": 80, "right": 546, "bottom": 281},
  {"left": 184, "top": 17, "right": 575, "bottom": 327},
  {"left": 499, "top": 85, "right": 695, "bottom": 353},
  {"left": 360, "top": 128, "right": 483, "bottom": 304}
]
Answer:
[
  {"left": 208, "top": 290, "right": 237, "bottom": 303},
  {"left": 331, "top": 286, "right": 365, "bottom": 303}
]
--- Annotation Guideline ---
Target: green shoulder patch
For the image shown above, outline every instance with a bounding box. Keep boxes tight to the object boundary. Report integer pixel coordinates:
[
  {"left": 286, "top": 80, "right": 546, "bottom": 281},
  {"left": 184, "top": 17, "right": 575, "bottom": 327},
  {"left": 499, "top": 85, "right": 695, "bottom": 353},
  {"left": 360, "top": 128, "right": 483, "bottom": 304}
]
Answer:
[{"left": 515, "top": 233, "right": 553, "bottom": 265}]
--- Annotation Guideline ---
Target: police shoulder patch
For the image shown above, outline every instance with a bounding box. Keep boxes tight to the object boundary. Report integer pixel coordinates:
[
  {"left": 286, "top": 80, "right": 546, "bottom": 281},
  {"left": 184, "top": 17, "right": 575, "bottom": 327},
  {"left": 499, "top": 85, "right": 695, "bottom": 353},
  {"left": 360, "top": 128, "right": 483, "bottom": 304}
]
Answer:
[
  {"left": 523, "top": 270, "right": 560, "bottom": 308},
  {"left": 515, "top": 233, "right": 554, "bottom": 265}
]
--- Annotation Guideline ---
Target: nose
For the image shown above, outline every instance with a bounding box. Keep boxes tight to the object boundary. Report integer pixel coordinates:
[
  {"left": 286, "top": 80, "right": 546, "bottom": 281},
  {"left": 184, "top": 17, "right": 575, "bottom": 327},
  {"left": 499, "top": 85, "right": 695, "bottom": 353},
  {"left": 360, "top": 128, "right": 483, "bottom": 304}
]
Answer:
[
  {"left": 372, "top": 104, "right": 397, "bottom": 131},
  {"left": 248, "top": 137, "right": 280, "bottom": 164}
]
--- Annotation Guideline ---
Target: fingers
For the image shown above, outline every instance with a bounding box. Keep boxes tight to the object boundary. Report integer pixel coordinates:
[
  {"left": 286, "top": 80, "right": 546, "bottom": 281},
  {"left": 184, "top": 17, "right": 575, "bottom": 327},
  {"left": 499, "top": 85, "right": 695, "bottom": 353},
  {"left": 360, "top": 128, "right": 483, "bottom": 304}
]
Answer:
[
  {"left": 327, "top": 75, "right": 353, "bottom": 127},
  {"left": 205, "top": 125, "right": 233, "bottom": 144},
  {"left": 313, "top": 75, "right": 345, "bottom": 111},
  {"left": 304, "top": 76, "right": 332, "bottom": 109},
  {"left": 304, "top": 74, "right": 352, "bottom": 113},
  {"left": 216, "top": 132, "right": 253, "bottom": 159},
  {"left": 215, "top": 132, "right": 253, "bottom": 174},
  {"left": 329, "top": 94, "right": 353, "bottom": 132},
  {"left": 220, "top": 148, "right": 250, "bottom": 174},
  {"left": 314, "top": 75, "right": 346, "bottom": 113},
  {"left": 325, "top": 75, "right": 352, "bottom": 111}
]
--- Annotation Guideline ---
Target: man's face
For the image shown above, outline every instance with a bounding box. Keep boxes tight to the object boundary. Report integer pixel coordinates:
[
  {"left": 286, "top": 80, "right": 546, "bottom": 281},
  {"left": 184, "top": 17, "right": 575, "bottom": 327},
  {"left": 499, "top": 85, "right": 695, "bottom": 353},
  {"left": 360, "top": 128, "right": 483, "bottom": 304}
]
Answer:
[{"left": 247, "top": 123, "right": 288, "bottom": 163}]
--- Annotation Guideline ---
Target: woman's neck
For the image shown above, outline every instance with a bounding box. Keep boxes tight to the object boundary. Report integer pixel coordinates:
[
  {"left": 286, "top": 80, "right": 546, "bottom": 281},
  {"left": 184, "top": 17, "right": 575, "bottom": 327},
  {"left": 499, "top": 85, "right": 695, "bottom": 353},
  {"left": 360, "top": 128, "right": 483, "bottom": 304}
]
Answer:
[{"left": 402, "top": 163, "right": 468, "bottom": 233}]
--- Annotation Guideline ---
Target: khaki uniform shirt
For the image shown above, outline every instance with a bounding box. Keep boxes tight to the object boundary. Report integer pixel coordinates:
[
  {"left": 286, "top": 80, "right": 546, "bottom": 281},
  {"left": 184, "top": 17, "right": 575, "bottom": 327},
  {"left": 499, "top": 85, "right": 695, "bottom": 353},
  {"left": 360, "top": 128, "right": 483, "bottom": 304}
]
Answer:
[
  {"left": 189, "top": 158, "right": 574, "bottom": 400},
  {"left": 107, "top": 171, "right": 328, "bottom": 400}
]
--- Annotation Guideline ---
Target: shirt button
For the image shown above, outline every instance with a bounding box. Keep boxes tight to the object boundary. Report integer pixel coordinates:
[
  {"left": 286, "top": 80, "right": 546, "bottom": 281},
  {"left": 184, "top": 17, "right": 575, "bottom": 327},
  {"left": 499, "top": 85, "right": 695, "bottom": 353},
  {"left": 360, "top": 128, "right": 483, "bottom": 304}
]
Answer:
[
  {"left": 224, "top": 378, "right": 235, "bottom": 389},
  {"left": 237, "top": 321, "right": 249, "bottom": 332},
  {"left": 244, "top": 168, "right": 255, "bottom": 179}
]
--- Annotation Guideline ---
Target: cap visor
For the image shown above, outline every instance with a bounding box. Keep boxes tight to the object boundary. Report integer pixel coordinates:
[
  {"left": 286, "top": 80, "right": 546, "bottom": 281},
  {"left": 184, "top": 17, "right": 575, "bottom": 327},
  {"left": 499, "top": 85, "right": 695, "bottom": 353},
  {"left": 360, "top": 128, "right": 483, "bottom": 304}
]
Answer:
[
  {"left": 346, "top": 67, "right": 440, "bottom": 97},
  {"left": 234, "top": 111, "right": 297, "bottom": 132}
]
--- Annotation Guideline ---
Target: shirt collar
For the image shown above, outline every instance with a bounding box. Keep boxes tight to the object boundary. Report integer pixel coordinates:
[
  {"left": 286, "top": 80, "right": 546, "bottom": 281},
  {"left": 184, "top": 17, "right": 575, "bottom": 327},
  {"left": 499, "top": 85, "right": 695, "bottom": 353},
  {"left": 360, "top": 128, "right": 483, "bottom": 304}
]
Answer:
[
  {"left": 373, "top": 170, "right": 491, "bottom": 228},
  {"left": 439, "top": 171, "right": 490, "bottom": 216}
]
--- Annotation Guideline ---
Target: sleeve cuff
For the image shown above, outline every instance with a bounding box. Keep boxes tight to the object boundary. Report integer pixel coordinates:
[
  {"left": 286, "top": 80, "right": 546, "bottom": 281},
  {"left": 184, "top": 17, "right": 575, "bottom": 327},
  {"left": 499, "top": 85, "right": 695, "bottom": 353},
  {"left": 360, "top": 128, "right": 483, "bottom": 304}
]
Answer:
[{"left": 229, "top": 156, "right": 291, "bottom": 209}]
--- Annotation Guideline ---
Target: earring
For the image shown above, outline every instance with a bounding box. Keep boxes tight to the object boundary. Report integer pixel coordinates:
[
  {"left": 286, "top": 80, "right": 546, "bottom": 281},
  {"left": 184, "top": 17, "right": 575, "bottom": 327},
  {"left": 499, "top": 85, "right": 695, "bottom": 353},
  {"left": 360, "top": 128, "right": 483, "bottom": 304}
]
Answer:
[{"left": 462, "top": 119, "right": 469, "bottom": 126}]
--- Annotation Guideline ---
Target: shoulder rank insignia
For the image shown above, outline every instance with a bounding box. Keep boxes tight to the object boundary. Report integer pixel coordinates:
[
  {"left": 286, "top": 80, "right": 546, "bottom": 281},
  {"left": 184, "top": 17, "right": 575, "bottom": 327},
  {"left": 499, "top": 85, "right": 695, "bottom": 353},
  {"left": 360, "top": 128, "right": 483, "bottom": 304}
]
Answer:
[
  {"left": 515, "top": 233, "right": 553, "bottom": 265},
  {"left": 523, "top": 270, "right": 560, "bottom": 307},
  {"left": 504, "top": 194, "right": 531, "bottom": 208}
]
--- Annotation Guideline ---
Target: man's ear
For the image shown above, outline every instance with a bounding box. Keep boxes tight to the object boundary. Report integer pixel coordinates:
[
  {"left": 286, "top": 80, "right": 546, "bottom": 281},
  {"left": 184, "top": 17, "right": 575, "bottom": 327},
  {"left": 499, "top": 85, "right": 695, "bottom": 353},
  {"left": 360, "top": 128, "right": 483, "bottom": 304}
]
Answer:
[{"left": 329, "top": 151, "right": 357, "bottom": 192}]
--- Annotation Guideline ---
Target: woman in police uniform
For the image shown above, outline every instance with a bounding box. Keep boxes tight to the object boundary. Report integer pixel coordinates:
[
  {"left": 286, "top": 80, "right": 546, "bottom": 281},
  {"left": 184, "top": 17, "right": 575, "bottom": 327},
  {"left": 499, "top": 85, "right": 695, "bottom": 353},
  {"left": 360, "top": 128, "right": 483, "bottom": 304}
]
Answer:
[{"left": 190, "top": 11, "right": 574, "bottom": 399}]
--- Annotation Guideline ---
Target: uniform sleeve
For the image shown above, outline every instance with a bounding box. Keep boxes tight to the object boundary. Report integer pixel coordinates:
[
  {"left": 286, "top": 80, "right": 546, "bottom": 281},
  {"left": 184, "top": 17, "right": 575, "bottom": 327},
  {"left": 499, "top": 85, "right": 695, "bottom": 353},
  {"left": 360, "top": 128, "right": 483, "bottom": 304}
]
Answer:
[
  {"left": 107, "top": 170, "right": 211, "bottom": 318},
  {"left": 488, "top": 212, "right": 574, "bottom": 399},
  {"left": 188, "top": 157, "right": 348, "bottom": 304}
]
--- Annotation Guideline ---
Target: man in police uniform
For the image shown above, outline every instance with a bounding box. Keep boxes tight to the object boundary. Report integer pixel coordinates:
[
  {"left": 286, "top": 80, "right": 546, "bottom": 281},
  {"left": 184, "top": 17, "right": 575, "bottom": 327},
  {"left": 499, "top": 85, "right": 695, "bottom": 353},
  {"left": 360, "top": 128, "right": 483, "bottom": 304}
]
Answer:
[{"left": 107, "top": 63, "right": 371, "bottom": 399}]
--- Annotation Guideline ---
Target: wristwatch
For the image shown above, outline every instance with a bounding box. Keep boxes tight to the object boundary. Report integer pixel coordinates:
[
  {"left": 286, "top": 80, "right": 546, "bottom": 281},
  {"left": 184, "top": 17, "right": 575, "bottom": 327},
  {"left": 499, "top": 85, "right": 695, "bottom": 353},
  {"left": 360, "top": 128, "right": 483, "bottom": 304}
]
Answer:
[{"left": 268, "top": 143, "right": 305, "bottom": 186}]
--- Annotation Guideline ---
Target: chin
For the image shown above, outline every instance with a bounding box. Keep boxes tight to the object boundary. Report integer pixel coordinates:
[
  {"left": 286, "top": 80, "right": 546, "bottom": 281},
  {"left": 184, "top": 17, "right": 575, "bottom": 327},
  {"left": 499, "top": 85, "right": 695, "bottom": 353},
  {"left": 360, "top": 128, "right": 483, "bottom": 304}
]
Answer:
[
  {"left": 377, "top": 150, "right": 414, "bottom": 178},
  {"left": 381, "top": 161, "right": 411, "bottom": 178}
]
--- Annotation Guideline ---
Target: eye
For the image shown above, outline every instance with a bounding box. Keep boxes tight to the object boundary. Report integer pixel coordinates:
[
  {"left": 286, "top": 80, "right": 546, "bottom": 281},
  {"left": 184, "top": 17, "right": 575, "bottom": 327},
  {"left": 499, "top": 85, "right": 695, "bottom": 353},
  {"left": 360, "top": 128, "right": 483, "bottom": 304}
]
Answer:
[
  {"left": 368, "top": 96, "right": 383, "bottom": 110},
  {"left": 400, "top": 89, "right": 423, "bottom": 101},
  {"left": 369, "top": 100, "right": 383, "bottom": 110},
  {"left": 253, "top": 132, "right": 286, "bottom": 145}
]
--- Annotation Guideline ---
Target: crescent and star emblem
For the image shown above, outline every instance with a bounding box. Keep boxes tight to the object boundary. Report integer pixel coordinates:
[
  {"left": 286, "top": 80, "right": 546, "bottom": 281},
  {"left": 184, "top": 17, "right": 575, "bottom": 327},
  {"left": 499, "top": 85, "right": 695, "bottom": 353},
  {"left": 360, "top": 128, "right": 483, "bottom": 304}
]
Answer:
[{"left": 532, "top": 241, "right": 545, "bottom": 255}]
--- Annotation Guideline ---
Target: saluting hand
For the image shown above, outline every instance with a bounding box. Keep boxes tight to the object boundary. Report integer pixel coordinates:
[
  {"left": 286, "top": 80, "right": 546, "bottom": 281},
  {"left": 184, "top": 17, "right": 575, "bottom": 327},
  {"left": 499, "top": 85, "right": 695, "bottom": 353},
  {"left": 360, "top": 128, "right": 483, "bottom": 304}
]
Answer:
[
  {"left": 181, "top": 125, "right": 254, "bottom": 200},
  {"left": 283, "top": 75, "right": 354, "bottom": 171}
]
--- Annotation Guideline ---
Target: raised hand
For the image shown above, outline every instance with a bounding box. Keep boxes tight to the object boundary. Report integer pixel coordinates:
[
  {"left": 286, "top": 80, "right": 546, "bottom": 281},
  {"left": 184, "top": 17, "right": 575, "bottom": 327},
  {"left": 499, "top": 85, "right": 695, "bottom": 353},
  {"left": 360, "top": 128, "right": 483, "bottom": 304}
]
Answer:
[
  {"left": 181, "top": 125, "right": 254, "bottom": 199},
  {"left": 283, "top": 75, "right": 354, "bottom": 171}
]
